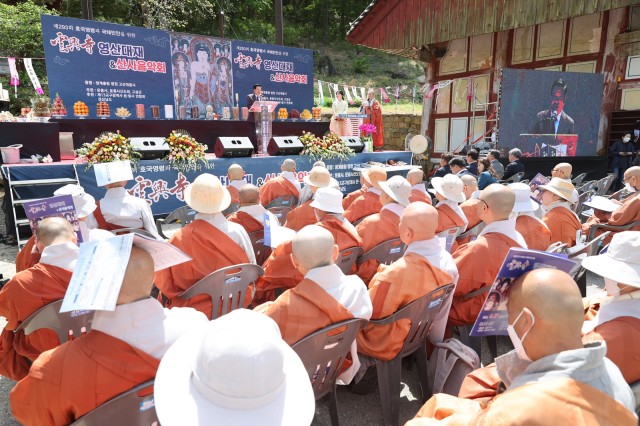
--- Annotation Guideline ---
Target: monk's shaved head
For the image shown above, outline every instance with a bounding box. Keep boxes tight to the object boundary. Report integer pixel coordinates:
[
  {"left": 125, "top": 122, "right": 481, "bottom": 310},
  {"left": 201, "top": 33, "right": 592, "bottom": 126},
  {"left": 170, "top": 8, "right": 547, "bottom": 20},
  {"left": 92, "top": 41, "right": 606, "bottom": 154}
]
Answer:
[
  {"left": 313, "top": 160, "right": 326, "bottom": 168},
  {"left": 481, "top": 184, "right": 515, "bottom": 220},
  {"left": 291, "top": 225, "right": 336, "bottom": 272},
  {"left": 227, "top": 164, "right": 244, "bottom": 180},
  {"left": 117, "top": 246, "right": 155, "bottom": 305},
  {"left": 626, "top": 166, "right": 640, "bottom": 177},
  {"left": 624, "top": 166, "right": 640, "bottom": 191},
  {"left": 406, "top": 169, "right": 424, "bottom": 186},
  {"left": 239, "top": 184, "right": 260, "bottom": 205},
  {"left": 508, "top": 269, "right": 584, "bottom": 360},
  {"left": 461, "top": 174, "right": 478, "bottom": 189},
  {"left": 399, "top": 202, "right": 438, "bottom": 244},
  {"left": 35, "top": 217, "right": 76, "bottom": 248},
  {"left": 554, "top": 162, "right": 572, "bottom": 178},
  {"left": 281, "top": 159, "right": 296, "bottom": 172}
]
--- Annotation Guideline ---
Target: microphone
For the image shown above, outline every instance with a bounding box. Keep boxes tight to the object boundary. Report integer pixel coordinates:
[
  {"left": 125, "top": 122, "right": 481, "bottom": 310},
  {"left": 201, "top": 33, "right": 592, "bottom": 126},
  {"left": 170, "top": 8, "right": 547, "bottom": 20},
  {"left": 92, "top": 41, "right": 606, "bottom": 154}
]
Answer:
[{"left": 551, "top": 110, "right": 558, "bottom": 120}]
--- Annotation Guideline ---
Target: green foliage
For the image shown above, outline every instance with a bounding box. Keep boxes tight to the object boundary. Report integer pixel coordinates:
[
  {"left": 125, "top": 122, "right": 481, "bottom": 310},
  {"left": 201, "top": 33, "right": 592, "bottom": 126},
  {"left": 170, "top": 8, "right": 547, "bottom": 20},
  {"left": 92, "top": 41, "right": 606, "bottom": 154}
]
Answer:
[
  {"left": 0, "top": 1, "right": 55, "bottom": 57},
  {"left": 352, "top": 57, "right": 370, "bottom": 74}
]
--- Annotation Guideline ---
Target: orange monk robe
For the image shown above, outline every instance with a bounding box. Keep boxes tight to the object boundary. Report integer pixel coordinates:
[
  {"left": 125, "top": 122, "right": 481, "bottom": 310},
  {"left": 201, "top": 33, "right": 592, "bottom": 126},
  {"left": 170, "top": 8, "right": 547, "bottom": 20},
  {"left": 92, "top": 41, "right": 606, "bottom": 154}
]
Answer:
[
  {"left": 436, "top": 203, "right": 467, "bottom": 234},
  {"left": 357, "top": 253, "right": 453, "bottom": 361},
  {"left": 542, "top": 206, "right": 581, "bottom": 247},
  {"left": 259, "top": 176, "right": 299, "bottom": 207},
  {"left": 363, "top": 100, "right": 384, "bottom": 148},
  {"left": 0, "top": 264, "right": 72, "bottom": 380},
  {"left": 410, "top": 189, "right": 432, "bottom": 205},
  {"left": 154, "top": 220, "right": 250, "bottom": 318},
  {"left": 584, "top": 193, "right": 640, "bottom": 243},
  {"left": 343, "top": 187, "right": 366, "bottom": 210},
  {"left": 227, "top": 211, "right": 264, "bottom": 234},
  {"left": 516, "top": 215, "right": 552, "bottom": 251},
  {"left": 254, "top": 215, "right": 363, "bottom": 304},
  {"left": 451, "top": 199, "right": 481, "bottom": 252},
  {"left": 355, "top": 209, "right": 400, "bottom": 285},
  {"left": 407, "top": 378, "right": 637, "bottom": 426},
  {"left": 226, "top": 185, "right": 240, "bottom": 205},
  {"left": 15, "top": 235, "right": 40, "bottom": 273},
  {"left": 10, "top": 330, "right": 159, "bottom": 426},
  {"left": 344, "top": 191, "right": 382, "bottom": 224},
  {"left": 256, "top": 278, "right": 354, "bottom": 345},
  {"left": 284, "top": 200, "right": 317, "bottom": 231},
  {"left": 449, "top": 233, "right": 522, "bottom": 326}
]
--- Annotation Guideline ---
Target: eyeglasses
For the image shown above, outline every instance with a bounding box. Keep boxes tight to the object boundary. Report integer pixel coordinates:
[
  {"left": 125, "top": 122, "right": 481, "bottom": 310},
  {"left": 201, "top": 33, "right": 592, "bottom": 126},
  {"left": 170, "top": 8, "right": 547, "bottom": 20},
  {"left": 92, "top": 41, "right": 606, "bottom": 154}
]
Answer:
[{"left": 478, "top": 198, "right": 489, "bottom": 210}]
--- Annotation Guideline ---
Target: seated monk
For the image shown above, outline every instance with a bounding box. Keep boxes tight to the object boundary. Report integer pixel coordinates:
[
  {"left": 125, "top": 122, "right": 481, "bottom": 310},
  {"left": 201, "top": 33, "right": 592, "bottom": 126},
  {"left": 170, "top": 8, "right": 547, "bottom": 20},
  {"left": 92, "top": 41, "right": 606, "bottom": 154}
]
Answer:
[
  {"left": 254, "top": 188, "right": 362, "bottom": 305},
  {"left": 225, "top": 163, "right": 247, "bottom": 205},
  {"left": 155, "top": 174, "right": 256, "bottom": 318},
  {"left": 259, "top": 158, "right": 301, "bottom": 207},
  {"left": 91, "top": 161, "right": 161, "bottom": 238},
  {"left": 406, "top": 169, "right": 431, "bottom": 204},
  {"left": 580, "top": 195, "right": 620, "bottom": 239},
  {"left": 431, "top": 174, "right": 468, "bottom": 234},
  {"left": 355, "top": 175, "right": 411, "bottom": 284},
  {"left": 356, "top": 203, "right": 458, "bottom": 374},
  {"left": 510, "top": 183, "right": 552, "bottom": 251},
  {"left": 0, "top": 217, "right": 79, "bottom": 381},
  {"left": 227, "top": 184, "right": 279, "bottom": 235},
  {"left": 344, "top": 166, "right": 387, "bottom": 224},
  {"left": 256, "top": 225, "right": 372, "bottom": 384},
  {"left": 10, "top": 245, "right": 208, "bottom": 425},
  {"left": 342, "top": 173, "right": 369, "bottom": 210},
  {"left": 15, "top": 185, "right": 111, "bottom": 272},
  {"left": 284, "top": 166, "right": 331, "bottom": 231},
  {"left": 298, "top": 160, "right": 341, "bottom": 206},
  {"left": 449, "top": 185, "right": 527, "bottom": 328},
  {"left": 581, "top": 231, "right": 640, "bottom": 384},
  {"left": 583, "top": 166, "right": 640, "bottom": 242},
  {"left": 538, "top": 177, "right": 581, "bottom": 247},
  {"left": 409, "top": 269, "right": 637, "bottom": 425},
  {"left": 551, "top": 162, "right": 573, "bottom": 181},
  {"left": 452, "top": 175, "right": 481, "bottom": 251}
]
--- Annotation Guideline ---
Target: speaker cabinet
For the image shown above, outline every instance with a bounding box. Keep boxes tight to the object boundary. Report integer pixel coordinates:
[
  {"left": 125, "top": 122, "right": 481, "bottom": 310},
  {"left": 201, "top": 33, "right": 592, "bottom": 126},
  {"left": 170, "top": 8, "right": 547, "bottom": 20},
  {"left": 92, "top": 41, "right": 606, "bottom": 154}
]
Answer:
[
  {"left": 214, "top": 137, "right": 254, "bottom": 158},
  {"left": 267, "top": 136, "right": 304, "bottom": 156},
  {"left": 130, "top": 137, "right": 170, "bottom": 160},
  {"left": 340, "top": 136, "right": 365, "bottom": 153}
]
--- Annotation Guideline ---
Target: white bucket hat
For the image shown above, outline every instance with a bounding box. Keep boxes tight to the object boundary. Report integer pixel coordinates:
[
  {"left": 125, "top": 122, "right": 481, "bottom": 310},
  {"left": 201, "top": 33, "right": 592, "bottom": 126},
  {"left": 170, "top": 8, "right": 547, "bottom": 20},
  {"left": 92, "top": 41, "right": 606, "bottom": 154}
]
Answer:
[
  {"left": 154, "top": 309, "right": 314, "bottom": 426},
  {"left": 184, "top": 174, "right": 231, "bottom": 214},
  {"left": 508, "top": 183, "right": 539, "bottom": 213},
  {"left": 379, "top": 175, "right": 411, "bottom": 206},
  {"left": 583, "top": 196, "right": 621, "bottom": 213},
  {"left": 362, "top": 166, "right": 387, "bottom": 190},
  {"left": 538, "top": 177, "right": 578, "bottom": 204},
  {"left": 303, "top": 166, "right": 331, "bottom": 188},
  {"left": 431, "top": 174, "right": 465, "bottom": 203},
  {"left": 581, "top": 231, "right": 640, "bottom": 287},
  {"left": 310, "top": 187, "right": 344, "bottom": 214},
  {"left": 53, "top": 184, "right": 97, "bottom": 218}
]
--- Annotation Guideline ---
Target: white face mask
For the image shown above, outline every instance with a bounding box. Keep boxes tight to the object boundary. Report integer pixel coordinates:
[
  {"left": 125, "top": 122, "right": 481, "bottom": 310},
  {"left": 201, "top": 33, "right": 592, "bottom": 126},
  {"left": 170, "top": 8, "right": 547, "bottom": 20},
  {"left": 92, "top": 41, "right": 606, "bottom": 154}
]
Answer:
[
  {"left": 506, "top": 309, "right": 535, "bottom": 362},
  {"left": 604, "top": 277, "right": 621, "bottom": 297},
  {"left": 624, "top": 182, "right": 636, "bottom": 193},
  {"left": 623, "top": 137, "right": 631, "bottom": 142}
]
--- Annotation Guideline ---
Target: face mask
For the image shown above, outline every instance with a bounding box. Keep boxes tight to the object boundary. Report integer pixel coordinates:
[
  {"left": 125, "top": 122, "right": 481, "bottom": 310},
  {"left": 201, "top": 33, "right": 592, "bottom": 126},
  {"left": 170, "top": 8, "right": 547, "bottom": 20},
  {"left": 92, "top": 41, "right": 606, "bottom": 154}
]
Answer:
[
  {"left": 604, "top": 277, "right": 621, "bottom": 297},
  {"left": 624, "top": 182, "right": 636, "bottom": 193},
  {"left": 506, "top": 309, "right": 534, "bottom": 362},
  {"left": 623, "top": 137, "right": 631, "bottom": 142}
]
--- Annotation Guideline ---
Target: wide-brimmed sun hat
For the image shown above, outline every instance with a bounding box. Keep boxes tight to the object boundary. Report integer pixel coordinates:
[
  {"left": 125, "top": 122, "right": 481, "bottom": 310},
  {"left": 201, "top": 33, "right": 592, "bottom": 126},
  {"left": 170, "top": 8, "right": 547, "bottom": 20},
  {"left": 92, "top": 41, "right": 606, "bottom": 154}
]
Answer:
[
  {"left": 581, "top": 231, "right": 640, "bottom": 287},
  {"left": 53, "top": 184, "right": 97, "bottom": 218},
  {"left": 378, "top": 175, "right": 411, "bottom": 206},
  {"left": 508, "top": 183, "right": 539, "bottom": 213},
  {"left": 303, "top": 166, "right": 331, "bottom": 188},
  {"left": 310, "top": 187, "right": 344, "bottom": 214},
  {"left": 538, "top": 177, "right": 578, "bottom": 204},
  {"left": 184, "top": 173, "right": 231, "bottom": 214},
  {"left": 431, "top": 174, "right": 466, "bottom": 203},
  {"left": 362, "top": 166, "right": 387, "bottom": 190}
]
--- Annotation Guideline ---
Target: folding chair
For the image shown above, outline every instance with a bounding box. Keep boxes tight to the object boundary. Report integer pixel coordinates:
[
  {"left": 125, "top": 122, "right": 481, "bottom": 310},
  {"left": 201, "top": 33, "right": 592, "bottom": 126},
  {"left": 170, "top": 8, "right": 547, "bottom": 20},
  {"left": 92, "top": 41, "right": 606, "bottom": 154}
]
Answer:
[
  {"left": 70, "top": 380, "right": 157, "bottom": 425},
  {"left": 155, "top": 205, "right": 197, "bottom": 239},
  {"left": 266, "top": 195, "right": 298, "bottom": 225},
  {"left": 336, "top": 246, "right": 364, "bottom": 274},
  {"left": 292, "top": 318, "right": 367, "bottom": 426},
  {"left": 571, "top": 173, "right": 587, "bottom": 186},
  {"left": 179, "top": 264, "right": 264, "bottom": 319},
  {"left": 15, "top": 300, "right": 94, "bottom": 344},
  {"left": 356, "top": 238, "right": 406, "bottom": 267},
  {"left": 247, "top": 229, "right": 272, "bottom": 265},
  {"left": 587, "top": 220, "right": 640, "bottom": 242},
  {"left": 110, "top": 228, "right": 156, "bottom": 239}
]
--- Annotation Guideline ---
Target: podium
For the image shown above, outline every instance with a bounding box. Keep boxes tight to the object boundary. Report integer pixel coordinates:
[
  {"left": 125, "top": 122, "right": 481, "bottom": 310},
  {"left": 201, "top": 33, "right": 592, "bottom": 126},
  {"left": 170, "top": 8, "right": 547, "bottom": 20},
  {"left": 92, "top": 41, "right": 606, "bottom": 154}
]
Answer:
[
  {"left": 249, "top": 101, "right": 279, "bottom": 156},
  {"left": 518, "top": 134, "right": 578, "bottom": 157}
]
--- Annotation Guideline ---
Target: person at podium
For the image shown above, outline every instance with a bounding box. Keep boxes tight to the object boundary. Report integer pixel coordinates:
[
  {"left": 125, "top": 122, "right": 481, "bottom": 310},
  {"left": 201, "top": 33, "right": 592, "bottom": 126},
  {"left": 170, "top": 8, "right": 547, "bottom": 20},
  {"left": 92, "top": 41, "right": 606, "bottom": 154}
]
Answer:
[
  {"left": 532, "top": 78, "right": 575, "bottom": 136},
  {"left": 245, "top": 83, "right": 263, "bottom": 123}
]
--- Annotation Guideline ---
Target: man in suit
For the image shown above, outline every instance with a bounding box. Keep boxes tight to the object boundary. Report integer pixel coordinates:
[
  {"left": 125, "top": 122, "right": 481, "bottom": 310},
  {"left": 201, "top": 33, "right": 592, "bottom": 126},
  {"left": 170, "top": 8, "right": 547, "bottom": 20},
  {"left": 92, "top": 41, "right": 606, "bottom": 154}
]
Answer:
[
  {"left": 246, "top": 84, "right": 263, "bottom": 123},
  {"left": 502, "top": 148, "right": 525, "bottom": 181},
  {"left": 532, "top": 78, "right": 575, "bottom": 136},
  {"left": 449, "top": 157, "right": 473, "bottom": 178},
  {"left": 433, "top": 152, "right": 454, "bottom": 178},
  {"left": 466, "top": 149, "right": 479, "bottom": 176}
]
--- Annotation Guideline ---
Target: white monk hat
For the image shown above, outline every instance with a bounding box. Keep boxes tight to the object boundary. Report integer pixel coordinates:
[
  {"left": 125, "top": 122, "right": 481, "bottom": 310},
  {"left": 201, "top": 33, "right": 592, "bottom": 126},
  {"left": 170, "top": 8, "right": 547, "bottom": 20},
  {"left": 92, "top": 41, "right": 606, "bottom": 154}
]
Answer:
[
  {"left": 538, "top": 177, "right": 578, "bottom": 204},
  {"left": 583, "top": 196, "right": 621, "bottom": 213},
  {"left": 184, "top": 173, "right": 231, "bottom": 214},
  {"left": 379, "top": 175, "right": 411, "bottom": 206},
  {"left": 154, "top": 309, "right": 314, "bottom": 426},
  {"left": 310, "top": 187, "right": 344, "bottom": 214},
  {"left": 53, "top": 184, "right": 97, "bottom": 218},
  {"left": 362, "top": 166, "right": 387, "bottom": 190},
  {"left": 508, "top": 183, "right": 539, "bottom": 213},
  {"left": 431, "top": 174, "right": 466, "bottom": 203},
  {"left": 581, "top": 231, "right": 640, "bottom": 287},
  {"left": 303, "top": 166, "right": 331, "bottom": 188}
]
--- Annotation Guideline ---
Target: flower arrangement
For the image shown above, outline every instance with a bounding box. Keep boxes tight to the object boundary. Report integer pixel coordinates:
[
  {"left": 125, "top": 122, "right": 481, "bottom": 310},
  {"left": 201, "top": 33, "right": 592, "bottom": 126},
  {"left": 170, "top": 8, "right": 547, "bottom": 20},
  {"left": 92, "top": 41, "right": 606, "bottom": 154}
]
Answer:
[
  {"left": 359, "top": 123, "right": 377, "bottom": 152},
  {"left": 163, "top": 129, "right": 209, "bottom": 172},
  {"left": 75, "top": 131, "right": 140, "bottom": 168},
  {"left": 299, "top": 131, "right": 355, "bottom": 161}
]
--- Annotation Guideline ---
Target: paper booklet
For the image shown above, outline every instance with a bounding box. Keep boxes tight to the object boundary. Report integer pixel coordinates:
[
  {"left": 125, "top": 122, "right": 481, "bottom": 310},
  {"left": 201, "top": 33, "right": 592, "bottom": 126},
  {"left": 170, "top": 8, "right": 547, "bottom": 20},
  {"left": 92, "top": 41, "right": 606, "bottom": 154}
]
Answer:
[
  {"left": 470, "top": 248, "right": 576, "bottom": 337},
  {"left": 528, "top": 173, "right": 550, "bottom": 202},
  {"left": 263, "top": 212, "right": 295, "bottom": 248},
  {"left": 23, "top": 194, "right": 83, "bottom": 244}
]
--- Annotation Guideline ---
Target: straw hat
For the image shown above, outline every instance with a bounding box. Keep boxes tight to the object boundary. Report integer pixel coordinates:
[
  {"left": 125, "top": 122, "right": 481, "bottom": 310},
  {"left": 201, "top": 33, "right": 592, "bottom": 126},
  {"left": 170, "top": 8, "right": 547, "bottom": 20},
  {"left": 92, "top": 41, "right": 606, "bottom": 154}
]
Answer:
[
  {"left": 431, "top": 174, "right": 466, "bottom": 203},
  {"left": 538, "top": 177, "right": 578, "bottom": 204},
  {"left": 184, "top": 174, "right": 231, "bottom": 214},
  {"left": 310, "top": 187, "right": 344, "bottom": 214},
  {"left": 583, "top": 196, "right": 621, "bottom": 213},
  {"left": 302, "top": 166, "right": 331, "bottom": 188},
  {"left": 53, "top": 184, "right": 97, "bottom": 218},
  {"left": 378, "top": 175, "right": 411, "bottom": 206},
  {"left": 154, "top": 309, "right": 314, "bottom": 426},
  {"left": 581, "top": 231, "right": 640, "bottom": 287},
  {"left": 362, "top": 166, "right": 387, "bottom": 190},
  {"left": 508, "top": 183, "right": 539, "bottom": 213}
]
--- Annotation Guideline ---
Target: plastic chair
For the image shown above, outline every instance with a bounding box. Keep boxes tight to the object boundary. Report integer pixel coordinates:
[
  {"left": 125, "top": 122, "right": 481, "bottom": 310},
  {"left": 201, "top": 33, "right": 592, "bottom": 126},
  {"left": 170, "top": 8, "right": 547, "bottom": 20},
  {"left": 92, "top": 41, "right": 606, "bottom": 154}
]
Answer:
[
  {"left": 368, "top": 284, "right": 456, "bottom": 426},
  {"left": 594, "top": 175, "right": 616, "bottom": 196},
  {"left": 587, "top": 220, "right": 640, "bottom": 241},
  {"left": 436, "top": 226, "right": 464, "bottom": 253},
  {"left": 70, "top": 380, "right": 157, "bottom": 425},
  {"left": 455, "top": 222, "right": 486, "bottom": 244},
  {"left": 571, "top": 173, "right": 587, "bottom": 186},
  {"left": 572, "top": 190, "right": 592, "bottom": 216},
  {"left": 576, "top": 180, "right": 597, "bottom": 194},
  {"left": 504, "top": 172, "right": 524, "bottom": 183},
  {"left": 266, "top": 195, "right": 298, "bottom": 226},
  {"left": 336, "top": 246, "right": 364, "bottom": 274},
  {"left": 545, "top": 241, "right": 567, "bottom": 253},
  {"left": 291, "top": 318, "right": 367, "bottom": 426},
  {"left": 179, "top": 263, "right": 264, "bottom": 319},
  {"left": 566, "top": 232, "right": 611, "bottom": 297},
  {"left": 155, "top": 205, "right": 197, "bottom": 239},
  {"left": 356, "top": 238, "right": 406, "bottom": 267},
  {"left": 247, "top": 229, "right": 272, "bottom": 265},
  {"left": 110, "top": 228, "right": 156, "bottom": 239},
  {"left": 222, "top": 202, "right": 239, "bottom": 217},
  {"left": 15, "top": 300, "right": 94, "bottom": 343}
]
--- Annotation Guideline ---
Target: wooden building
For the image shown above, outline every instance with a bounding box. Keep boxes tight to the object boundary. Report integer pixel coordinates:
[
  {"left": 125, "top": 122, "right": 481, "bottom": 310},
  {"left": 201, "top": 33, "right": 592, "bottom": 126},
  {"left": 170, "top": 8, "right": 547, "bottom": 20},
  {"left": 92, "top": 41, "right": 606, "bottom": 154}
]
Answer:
[{"left": 347, "top": 0, "right": 640, "bottom": 157}]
